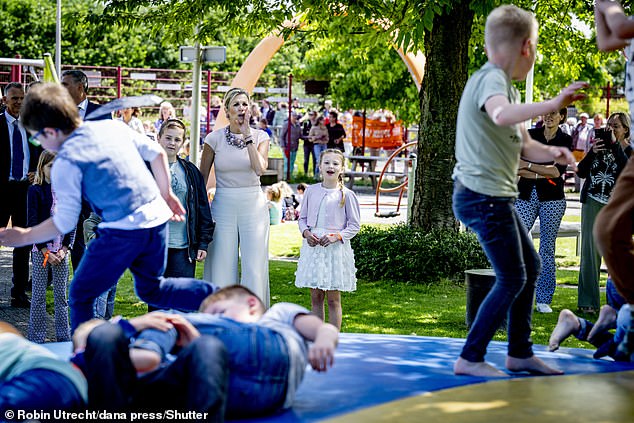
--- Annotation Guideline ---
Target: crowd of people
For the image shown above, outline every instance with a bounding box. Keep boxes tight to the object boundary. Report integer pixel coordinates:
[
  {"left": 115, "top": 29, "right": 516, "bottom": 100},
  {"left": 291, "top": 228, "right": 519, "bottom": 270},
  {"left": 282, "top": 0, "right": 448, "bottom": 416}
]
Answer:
[
  {"left": 0, "top": 83, "right": 349, "bottom": 421},
  {"left": 2, "top": 0, "right": 634, "bottom": 419}
]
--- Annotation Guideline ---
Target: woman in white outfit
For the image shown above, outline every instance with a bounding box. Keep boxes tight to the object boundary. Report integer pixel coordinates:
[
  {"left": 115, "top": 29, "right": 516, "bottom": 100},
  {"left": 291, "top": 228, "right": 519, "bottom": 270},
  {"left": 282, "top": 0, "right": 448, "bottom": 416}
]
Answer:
[{"left": 199, "top": 88, "right": 271, "bottom": 307}]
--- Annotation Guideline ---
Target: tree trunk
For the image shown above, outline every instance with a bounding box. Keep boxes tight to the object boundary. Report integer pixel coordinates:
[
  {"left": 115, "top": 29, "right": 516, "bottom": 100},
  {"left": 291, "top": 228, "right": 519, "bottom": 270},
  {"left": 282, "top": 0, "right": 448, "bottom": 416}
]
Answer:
[{"left": 409, "top": 3, "right": 474, "bottom": 231}]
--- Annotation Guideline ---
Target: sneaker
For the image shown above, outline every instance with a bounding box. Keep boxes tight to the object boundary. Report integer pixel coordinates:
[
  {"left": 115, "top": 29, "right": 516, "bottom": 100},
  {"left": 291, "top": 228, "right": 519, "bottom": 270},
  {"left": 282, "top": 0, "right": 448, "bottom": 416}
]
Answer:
[{"left": 536, "top": 303, "right": 553, "bottom": 313}]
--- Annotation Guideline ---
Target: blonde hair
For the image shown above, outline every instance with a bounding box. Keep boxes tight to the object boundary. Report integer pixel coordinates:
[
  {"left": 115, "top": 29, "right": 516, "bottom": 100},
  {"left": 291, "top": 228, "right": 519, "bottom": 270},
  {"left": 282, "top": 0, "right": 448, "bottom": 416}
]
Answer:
[
  {"left": 320, "top": 148, "right": 346, "bottom": 207},
  {"left": 223, "top": 87, "right": 250, "bottom": 113},
  {"left": 34, "top": 150, "right": 56, "bottom": 185},
  {"left": 199, "top": 285, "right": 265, "bottom": 316},
  {"left": 72, "top": 319, "right": 106, "bottom": 351},
  {"left": 276, "top": 181, "right": 294, "bottom": 198},
  {"left": 485, "top": 5, "right": 537, "bottom": 54},
  {"left": 159, "top": 102, "right": 176, "bottom": 120},
  {"left": 266, "top": 184, "right": 282, "bottom": 202}
]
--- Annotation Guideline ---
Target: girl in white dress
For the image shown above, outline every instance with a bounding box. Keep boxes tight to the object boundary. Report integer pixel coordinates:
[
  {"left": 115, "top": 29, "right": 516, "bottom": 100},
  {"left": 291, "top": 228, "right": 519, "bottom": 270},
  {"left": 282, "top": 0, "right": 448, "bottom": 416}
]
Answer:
[{"left": 295, "top": 149, "right": 361, "bottom": 329}]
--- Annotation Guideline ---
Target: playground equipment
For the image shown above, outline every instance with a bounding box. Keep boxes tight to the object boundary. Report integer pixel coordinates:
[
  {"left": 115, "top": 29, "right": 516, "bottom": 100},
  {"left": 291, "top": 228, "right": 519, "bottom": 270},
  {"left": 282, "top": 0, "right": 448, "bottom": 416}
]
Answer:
[{"left": 374, "top": 141, "right": 417, "bottom": 218}]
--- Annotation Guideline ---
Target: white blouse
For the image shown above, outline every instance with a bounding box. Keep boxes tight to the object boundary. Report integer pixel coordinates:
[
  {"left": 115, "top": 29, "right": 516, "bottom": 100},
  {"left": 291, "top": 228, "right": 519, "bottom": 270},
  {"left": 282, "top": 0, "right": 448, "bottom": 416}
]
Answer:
[{"left": 204, "top": 127, "right": 269, "bottom": 188}]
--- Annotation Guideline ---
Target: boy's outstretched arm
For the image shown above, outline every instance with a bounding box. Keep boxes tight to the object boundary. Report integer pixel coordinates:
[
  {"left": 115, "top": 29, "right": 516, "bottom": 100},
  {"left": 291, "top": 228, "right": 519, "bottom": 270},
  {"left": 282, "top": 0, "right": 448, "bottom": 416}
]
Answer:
[
  {"left": 0, "top": 218, "right": 61, "bottom": 248},
  {"left": 485, "top": 82, "right": 588, "bottom": 127},
  {"left": 149, "top": 149, "right": 186, "bottom": 221},
  {"left": 520, "top": 126, "right": 578, "bottom": 171},
  {"left": 294, "top": 314, "right": 339, "bottom": 372}
]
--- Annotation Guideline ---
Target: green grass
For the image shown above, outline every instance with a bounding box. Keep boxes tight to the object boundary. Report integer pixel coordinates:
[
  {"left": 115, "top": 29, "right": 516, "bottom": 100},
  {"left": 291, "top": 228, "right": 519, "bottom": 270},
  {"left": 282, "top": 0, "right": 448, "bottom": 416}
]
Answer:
[{"left": 66, "top": 259, "right": 586, "bottom": 350}]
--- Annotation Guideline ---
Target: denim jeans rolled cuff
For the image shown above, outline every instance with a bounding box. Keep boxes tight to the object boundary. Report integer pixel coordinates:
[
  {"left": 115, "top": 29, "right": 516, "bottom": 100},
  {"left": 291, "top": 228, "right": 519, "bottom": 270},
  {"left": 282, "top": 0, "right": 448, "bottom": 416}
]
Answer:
[
  {"left": 0, "top": 369, "right": 84, "bottom": 415},
  {"left": 453, "top": 180, "right": 537, "bottom": 362},
  {"left": 69, "top": 224, "right": 216, "bottom": 332},
  {"left": 606, "top": 278, "right": 627, "bottom": 311}
]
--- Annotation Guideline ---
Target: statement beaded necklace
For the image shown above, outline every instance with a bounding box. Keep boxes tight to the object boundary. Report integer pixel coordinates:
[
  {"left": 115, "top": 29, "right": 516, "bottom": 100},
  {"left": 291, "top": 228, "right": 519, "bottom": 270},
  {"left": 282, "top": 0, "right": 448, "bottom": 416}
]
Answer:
[{"left": 225, "top": 127, "right": 247, "bottom": 149}]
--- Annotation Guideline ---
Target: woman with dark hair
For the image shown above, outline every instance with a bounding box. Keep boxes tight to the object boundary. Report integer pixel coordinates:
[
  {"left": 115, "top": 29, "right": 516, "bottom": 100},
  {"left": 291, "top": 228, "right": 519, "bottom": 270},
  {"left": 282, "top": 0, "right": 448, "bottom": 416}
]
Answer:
[
  {"left": 199, "top": 88, "right": 271, "bottom": 307},
  {"left": 577, "top": 112, "right": 631, "bottom": 314},
  {"left": 515, "top": 108, "right": 572, "bottom": 313}
]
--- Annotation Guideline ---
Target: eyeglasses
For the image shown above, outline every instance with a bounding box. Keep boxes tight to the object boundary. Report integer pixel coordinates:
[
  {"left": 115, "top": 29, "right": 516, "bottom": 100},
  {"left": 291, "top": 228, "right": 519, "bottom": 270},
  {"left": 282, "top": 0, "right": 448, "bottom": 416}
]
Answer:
[{"left": 28, "top": 129, "right": 45, "bottom": 147}]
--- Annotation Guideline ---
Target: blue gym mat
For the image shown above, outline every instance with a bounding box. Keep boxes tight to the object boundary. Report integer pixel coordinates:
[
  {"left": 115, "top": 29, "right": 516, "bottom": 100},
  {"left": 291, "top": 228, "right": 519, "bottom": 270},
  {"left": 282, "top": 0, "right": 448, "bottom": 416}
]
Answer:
[{"left": 44, "top": 333, "right": 634, "bottom": 422}]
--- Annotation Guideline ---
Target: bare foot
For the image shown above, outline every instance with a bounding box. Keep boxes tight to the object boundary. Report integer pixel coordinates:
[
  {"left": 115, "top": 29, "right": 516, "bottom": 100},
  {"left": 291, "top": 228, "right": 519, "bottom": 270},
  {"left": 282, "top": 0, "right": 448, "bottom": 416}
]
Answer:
[
  {"left": 588, "top": 305, "right": 617, "bottom": 343},
  {"left": 506, "top": 355, "right": 564, "bottom": 375},
  {"left": 454, "top": 357, "right": 508, "bottom": 377},
  {"left": 548, "top": 309, "right": 580, "bottom": 352}
]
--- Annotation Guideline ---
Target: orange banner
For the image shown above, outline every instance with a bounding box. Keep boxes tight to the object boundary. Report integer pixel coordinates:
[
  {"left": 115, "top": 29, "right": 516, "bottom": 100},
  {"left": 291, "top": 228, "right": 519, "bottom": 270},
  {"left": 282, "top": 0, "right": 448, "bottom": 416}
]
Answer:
[{"left": 351, "top": 116, "right": 404, "bottom": 149}]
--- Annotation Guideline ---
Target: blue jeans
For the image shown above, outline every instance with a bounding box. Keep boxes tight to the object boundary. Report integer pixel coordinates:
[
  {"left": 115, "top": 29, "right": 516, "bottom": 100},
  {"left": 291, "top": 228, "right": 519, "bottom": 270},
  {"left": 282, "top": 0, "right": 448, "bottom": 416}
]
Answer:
[
  {"left": 283, "top": 150, "right": 298, "bottom": 178},
  {"left": 0, "top": 369, "right": 84, "bottom": 418},
  {"left": 69, "top": 224, "right": 216, "bottom": 332},
  {"left": 313, "top": 144, "right": 328, "bottom": 177},
  {"left": 84, "top": 323, "right": 227, "bottom": 419},
  {"left": 94, "top": 285, "right": 117, "bottom": 320},
  {"left": 453, "top": 181, "right": 540, "bottom": 362},
  {"left": 165, "top": 248, "right": 196, "bottom": 278},
  {"left": 139, "top": 314, "right": 290, "bottom": 417}
]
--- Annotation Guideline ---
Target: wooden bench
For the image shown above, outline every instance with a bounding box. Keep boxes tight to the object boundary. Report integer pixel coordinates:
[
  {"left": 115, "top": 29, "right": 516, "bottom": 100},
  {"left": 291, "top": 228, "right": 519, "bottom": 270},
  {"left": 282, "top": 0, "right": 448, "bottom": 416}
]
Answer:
[
  {"left": 260, "top": 157, "right": 284, "bottom": 185},
  {"left": 530, "top": 221, "right": 581, "bottom": 256},
  {"left": 344, "top": 155, "right": 410, "bottom": 189}
]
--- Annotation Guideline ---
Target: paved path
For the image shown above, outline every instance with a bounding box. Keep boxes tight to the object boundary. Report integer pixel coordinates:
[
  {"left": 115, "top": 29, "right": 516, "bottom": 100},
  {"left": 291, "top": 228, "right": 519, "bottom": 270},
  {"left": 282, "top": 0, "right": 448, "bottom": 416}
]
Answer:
[{"left": 0, "top": 247, "right": 56, "bottom": 340}]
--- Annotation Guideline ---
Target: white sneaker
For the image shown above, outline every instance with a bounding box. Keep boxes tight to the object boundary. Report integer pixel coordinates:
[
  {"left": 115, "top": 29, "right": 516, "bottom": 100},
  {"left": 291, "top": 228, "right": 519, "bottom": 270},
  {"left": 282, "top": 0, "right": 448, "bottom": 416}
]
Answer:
[{"left": 536, "top": 303, "right": 553, "bottom": 313}]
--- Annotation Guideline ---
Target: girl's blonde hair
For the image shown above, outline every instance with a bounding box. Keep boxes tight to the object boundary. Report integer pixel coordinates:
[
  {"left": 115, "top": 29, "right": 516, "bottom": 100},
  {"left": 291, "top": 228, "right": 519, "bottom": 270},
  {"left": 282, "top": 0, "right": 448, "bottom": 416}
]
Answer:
[
  {"left": 276, "top": 181, "right": 294, "bottom": 198},
  {"left": 34, "top": 150, "right": 56, "bottom": 185},
  {"left": 266, "top": 184, "right": 282, "bottom": 202},
  {"left": 320, "top": 148, "right": 346, "bottom": 207}
]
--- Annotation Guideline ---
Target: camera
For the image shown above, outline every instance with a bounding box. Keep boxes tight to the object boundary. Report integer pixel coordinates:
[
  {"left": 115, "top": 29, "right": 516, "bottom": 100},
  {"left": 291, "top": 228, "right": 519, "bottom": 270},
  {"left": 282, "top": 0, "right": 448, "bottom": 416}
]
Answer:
[{"left": 594, "top": 128, "right": 613, "bottom": 146}]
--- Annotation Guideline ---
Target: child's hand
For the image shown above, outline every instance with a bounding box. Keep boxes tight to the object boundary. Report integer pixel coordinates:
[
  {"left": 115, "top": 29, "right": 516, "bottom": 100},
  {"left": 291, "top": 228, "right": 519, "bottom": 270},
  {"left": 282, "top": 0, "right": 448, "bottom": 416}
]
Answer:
[
  {"left": 195, "top": 249, "right": 207, "bottom": 262},
  {"left": 554, "top": 82, "right": 589, "bottom": 109},
  {"left": 128, "top": 312, "right": 175, "bottom": 332},
  {"left": 48, "top": 251, "right": 62, "bottom": 266},
  {"left": 309, "top": 339, "right": 336, "bottom": 372},
  {"left": 319, "top": 233, "right": 341, "bottom": 247},
  {"left": 303, "top": 230, "right": 320, "bottom": 247},
  {"left": 167, "top": 314, "right": 201, "bottom": 347},
  {"left": 164, "top": 192, "right": 186, "bottom": 222},
  {"left": 550, "top": 146, "right": 578, "bottom": 171}
]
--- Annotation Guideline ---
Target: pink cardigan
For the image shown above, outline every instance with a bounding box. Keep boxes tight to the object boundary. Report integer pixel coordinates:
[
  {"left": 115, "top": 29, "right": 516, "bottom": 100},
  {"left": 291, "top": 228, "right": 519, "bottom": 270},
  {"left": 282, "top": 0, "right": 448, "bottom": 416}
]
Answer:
[{"left": 298, "top": 183, "right": 361, "bottom": 241}]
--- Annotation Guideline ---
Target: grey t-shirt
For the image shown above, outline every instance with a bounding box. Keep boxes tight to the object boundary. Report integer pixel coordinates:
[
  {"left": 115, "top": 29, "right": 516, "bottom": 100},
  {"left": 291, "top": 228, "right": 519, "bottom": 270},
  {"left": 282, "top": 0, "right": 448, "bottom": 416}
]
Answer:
[
  {"left": 168, "top": 160, "right": 188, "bottom": 249},
  {"left": 452, "top": 62, "right": 522, "bottom": 197},
  {"left": 258, "top": 302, "right": 311, "bottom": 409}
]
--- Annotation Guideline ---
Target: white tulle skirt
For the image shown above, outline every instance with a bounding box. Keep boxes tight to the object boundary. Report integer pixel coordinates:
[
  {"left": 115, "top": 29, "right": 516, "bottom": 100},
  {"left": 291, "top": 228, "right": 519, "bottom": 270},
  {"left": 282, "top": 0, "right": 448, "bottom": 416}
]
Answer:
[{"left": 295, "top": 228, "right": 357, "bottom": 292}]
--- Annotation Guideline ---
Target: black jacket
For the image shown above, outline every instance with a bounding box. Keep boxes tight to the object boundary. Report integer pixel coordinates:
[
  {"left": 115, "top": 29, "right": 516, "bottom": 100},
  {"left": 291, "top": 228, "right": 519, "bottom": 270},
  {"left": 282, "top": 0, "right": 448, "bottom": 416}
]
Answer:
[{"left": 176, "top": 157, "right": 215, "bottom": 261}]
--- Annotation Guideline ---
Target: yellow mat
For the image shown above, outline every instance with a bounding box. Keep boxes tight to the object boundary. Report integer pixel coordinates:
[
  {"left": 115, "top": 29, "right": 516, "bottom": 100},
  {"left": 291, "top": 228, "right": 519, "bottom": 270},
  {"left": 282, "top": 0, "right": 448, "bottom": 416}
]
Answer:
[{"left": 324, "top": 370, "right": 634, "bottom": 423}]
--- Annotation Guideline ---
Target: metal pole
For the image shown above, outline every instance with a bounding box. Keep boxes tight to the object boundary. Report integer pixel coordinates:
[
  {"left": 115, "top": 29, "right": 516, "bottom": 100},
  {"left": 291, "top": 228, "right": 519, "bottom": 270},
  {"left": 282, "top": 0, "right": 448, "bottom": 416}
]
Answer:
[
  {"left": 286, "top": 73, "right": 292, "bottom": 180},
  {"left": 190, "top": 42, "right": 202, "bottom": 165},
  {"left": 116, "top": 66, "right": 122, "bottom": 98},
  {"left": 55, "top": 0, "right": 62, "bottom": 77},
  {"left": 525, "top": 64, "right": 534, "bottom": 129},
  {"left": 206, "top": 69, "right": 212, "bottom": 136},
  {"left": 605, "top": 81, "right": 610, "bottom": 118}
]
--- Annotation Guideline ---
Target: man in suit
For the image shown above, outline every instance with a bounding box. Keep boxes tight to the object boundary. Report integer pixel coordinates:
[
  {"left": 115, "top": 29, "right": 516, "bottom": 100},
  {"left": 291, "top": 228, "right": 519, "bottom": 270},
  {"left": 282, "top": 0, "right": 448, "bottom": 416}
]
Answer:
[
  {"left": 60, "top": 70, "right": 110, "bottom": 272},
  {"left": 0, "top": 82, "right": 42, "bottom": 307}
]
